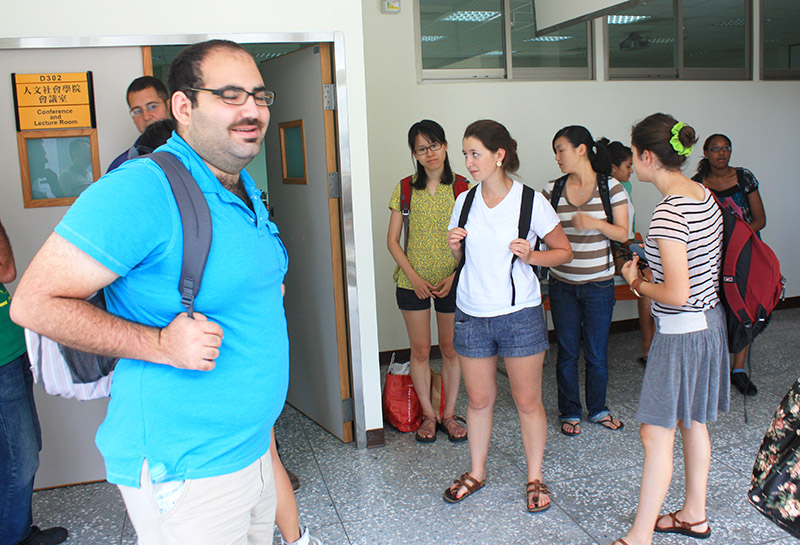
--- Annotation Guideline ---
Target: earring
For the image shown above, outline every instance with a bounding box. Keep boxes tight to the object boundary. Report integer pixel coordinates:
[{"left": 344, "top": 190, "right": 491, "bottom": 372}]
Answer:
[{"left": 496, "top": 160, "right": 502, "bottom": 167}]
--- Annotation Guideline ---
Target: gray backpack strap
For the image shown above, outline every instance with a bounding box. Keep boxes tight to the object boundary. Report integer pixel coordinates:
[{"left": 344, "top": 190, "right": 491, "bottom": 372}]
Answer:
[{"left": 148, "top": 151, "right": 212, "bottom": 318}]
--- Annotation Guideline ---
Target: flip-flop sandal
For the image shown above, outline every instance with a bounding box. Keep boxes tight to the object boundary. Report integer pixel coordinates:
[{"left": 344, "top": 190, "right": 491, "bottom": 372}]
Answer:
[
  {"left": 594, "top": 414, "right": 624, "bottom": 431},
  {"left": 415, "top": 415, "right": 437, "bottom": 443},
  {"left": 654, "top": 511, "right": 711, "bottom": 539},
  {"left": 526, "top": 479, "right": 551, "bottom": 513},
  {"left": 443, "top": 472, "right": 485, "bottom": 503},
  {"left": 560, "top": 421, "right": 580, "bottom": 436},
  {"left": 437, "top": 415, "right": 467, "bottom": 442}
]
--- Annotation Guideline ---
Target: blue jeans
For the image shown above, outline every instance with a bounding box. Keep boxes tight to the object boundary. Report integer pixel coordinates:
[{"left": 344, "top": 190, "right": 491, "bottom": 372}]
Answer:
[
  {"left": 0, "top": 353, "right": 42, "bottom": 545},
  {"left": 548, "top": 277, "right": 616, "bottom": 422}
]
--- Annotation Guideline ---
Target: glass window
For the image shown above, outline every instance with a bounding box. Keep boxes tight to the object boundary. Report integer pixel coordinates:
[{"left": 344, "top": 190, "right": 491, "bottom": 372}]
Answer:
[
  {"left": 419, "top": 0, "right": 505, "bottom": 71},
  {"left": 417, "top": 0, "right": 591, "bottom": 80},
  {"left": 608, "top": 0, "right": 676, "bottom": 71},
  {"left": 762, "top": 0, "right": 800, "bottom": 77},
  {"left": 684, "top": 0, "right": 747, "bottom": 69},
  {"left": 510, "top": 0, "right": 589, "bottom": 68}
]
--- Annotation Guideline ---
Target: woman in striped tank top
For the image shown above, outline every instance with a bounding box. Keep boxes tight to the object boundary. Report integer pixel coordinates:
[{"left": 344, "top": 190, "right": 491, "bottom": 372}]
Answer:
[
  {"left": 611, "top": 114, "right": 728, "bottom": 545},
  {"left": 544, "top": 126, "right": 629, "bottom": 437}
]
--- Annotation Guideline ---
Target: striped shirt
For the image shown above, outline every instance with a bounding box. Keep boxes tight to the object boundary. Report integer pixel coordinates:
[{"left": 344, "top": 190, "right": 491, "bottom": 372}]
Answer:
[
  {"left": 645, "top": 186, "right": 723, "bottom": 316},
  {"left": 543, "top": 177, "right": 628, "bottom": 284}
]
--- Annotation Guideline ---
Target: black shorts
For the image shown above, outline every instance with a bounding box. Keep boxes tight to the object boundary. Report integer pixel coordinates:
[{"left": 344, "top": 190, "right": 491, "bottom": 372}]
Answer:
[{"left": 395, "top": 286, "right": 456, "bottom": 313}]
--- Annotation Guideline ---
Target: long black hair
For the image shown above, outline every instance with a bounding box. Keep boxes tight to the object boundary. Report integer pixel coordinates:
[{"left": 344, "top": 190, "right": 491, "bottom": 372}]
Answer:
[
  {"left": 407, "top": 119, "right": 454, "bottom": 190},
  {"left": 695, "top": 133, "right": 732, "bottom": 180},
  {"left": 552, "top": 125, "right": 612, "bottom": 176},
  {"left": 598, "top": 137, "right": 632, "bottom": 167}
]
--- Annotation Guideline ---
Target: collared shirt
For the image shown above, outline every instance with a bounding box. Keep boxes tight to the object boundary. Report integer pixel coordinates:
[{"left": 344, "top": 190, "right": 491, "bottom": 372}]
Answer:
[{"left": 56, "top": 133, "right": 289, "bottom": 487}]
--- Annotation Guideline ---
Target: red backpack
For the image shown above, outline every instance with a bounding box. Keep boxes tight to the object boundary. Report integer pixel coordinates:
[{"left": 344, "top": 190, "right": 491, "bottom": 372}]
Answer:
[
  {"left": 399, "top": 174, "right": 469, "bottom": 251},
  {"left": 713, "top": 193, "right": 785, "bottom": 353}
]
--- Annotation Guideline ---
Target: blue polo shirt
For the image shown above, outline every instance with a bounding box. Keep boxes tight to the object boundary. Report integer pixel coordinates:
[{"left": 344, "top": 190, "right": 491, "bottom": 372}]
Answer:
[{"left": 55, "top": 134, "right": 289, "bottom": 487}]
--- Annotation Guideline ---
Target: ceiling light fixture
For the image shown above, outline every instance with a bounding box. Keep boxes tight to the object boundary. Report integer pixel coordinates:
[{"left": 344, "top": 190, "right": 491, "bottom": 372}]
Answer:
[
  {"left": 441, "top": 11, "right": 501, "bottom": 23},
  {"left": 607, "top": 15, "right": 651, "bottom": 25}
]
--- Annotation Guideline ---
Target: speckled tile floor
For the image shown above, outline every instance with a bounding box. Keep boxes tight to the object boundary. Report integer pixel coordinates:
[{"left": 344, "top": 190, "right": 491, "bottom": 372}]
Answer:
[{"left": 32, "top": 307, "right": 800, "bottom": 544}]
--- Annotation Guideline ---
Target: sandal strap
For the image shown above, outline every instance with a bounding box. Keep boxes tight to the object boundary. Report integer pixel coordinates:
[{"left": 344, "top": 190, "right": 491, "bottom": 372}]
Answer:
[
  {"left": 668, "top": 512, "right": 707, "bottom": 529},
  {"left": 453, "top": 472, "right": 483, "bottom": 493},
  {"left": 526, "top": 479, "right": 550, "bottom": 503}
]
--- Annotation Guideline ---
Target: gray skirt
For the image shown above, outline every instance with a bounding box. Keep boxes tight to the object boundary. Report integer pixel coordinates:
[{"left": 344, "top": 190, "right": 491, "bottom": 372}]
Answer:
[{"left": 636, "top": 304, "right": 730, "bottom": 428}]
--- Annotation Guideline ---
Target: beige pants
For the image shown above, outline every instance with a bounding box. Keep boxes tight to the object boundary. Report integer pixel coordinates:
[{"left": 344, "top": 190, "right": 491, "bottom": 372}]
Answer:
[{"left": 118, "top": 450, "right": 276, "bottom": 545}]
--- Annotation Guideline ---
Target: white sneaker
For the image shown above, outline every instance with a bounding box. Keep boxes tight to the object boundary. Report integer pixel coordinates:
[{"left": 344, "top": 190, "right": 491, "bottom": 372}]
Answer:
[{"left": 281, "top": 526, "right": 324, "bottom": 545}]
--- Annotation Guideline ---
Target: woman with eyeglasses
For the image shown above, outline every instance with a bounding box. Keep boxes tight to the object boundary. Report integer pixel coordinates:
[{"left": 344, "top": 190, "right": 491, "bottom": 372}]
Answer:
[
  {"left": 691, "top": 134, "right": 766, "bottom": 397},
  {"left": 613, "top": 113, "right": 728, "bottom": 545},
  {"left": 386, "top": 120, "right": 469, "bottom": 443},
  {"left": 545, "top": 126, "right": 629, "bottom": 437}
]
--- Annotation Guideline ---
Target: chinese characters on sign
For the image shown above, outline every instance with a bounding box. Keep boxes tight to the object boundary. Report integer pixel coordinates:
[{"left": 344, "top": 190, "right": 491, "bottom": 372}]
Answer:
[{"left": 12, "top": 72, "right": 95, "bottom": 130}]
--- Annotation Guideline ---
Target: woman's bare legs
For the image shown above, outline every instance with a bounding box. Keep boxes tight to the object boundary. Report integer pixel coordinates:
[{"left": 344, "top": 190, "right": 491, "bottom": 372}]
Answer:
[
  {"left": 401, "top": 309, "right": 436, "bottom": 438},
  {"left": 448, "top": 355, "right": 498, "bottom": 497},
  {"left": 654, "top": 421, "right": 710, "bottom": 534},
  {"left": 271, "top": 431, "right": 301, "bottom": 543},
  {"left": 505, "top": 352, "right": 549, "bottom": 508},
  {"left": 436, "top": 311, "right": 465, "bottom": 437},
  {"left": 617, "top": 423, "right": 676, "bottom": 545}
]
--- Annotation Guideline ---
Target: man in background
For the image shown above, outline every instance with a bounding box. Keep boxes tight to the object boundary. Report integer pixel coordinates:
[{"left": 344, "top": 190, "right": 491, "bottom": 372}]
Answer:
[{"left": 106, "top": 76, "right": 171, "bottom": 172}]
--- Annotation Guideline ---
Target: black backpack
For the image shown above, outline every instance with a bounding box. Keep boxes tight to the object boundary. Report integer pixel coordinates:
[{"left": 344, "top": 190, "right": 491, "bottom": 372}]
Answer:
[{"left": 454, "top": 184, "right": 536, "bottom": 306}]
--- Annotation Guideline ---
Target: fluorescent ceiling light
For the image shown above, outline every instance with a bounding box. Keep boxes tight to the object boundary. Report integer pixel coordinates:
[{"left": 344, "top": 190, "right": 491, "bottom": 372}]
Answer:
[
  {"left": 421, "top": 35, "right": 446, "bottom": 42},
  {"left": 607, "top": 15, "right": 651, "bottom": 25},
  {"left": 441, "top": 11, "right": 501, "bottom": 23},
  {"left": 525, "top": 35, "right": 572, "bottom": 42},
  {"left": 647, "top": 37, "right": 674, "bottom": 44},
  {"left": 482, "top": 50, "right": 504, "bottom": 56}
]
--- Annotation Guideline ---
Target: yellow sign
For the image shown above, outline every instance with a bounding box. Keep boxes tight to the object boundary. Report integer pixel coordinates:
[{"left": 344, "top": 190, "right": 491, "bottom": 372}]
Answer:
[{"left": 13, "top": 72, "right": 95, "bottom": 130}]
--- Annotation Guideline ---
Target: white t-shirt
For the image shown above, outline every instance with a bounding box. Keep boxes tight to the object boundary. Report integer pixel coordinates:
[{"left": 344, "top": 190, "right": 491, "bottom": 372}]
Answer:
[{"left": 448, "top": 180, "right": 560, "bottom": 317}]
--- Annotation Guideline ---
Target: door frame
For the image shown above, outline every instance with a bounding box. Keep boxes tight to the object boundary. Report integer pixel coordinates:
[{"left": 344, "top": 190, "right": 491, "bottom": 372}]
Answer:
[{"left": 2, "top": 32, "right": 371, "bottom": 448}]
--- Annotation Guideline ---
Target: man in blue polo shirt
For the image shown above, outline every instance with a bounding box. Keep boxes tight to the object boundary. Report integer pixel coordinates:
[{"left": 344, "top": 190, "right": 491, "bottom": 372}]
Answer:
[
  {"left": 106, "top": 76, "right": 171, "bottom": 173},
  {"left": 12, "top": 40, "right": 287, "bottom": 545}
]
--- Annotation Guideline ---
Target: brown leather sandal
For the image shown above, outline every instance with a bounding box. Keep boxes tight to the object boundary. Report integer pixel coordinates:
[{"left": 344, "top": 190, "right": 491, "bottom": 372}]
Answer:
[
  {"left": 526, "top": 479, "right": 551, "bottom": 513},
  {"left": 415, "top": 415, "right": 437, "bottom": 443},
  {"left": 610, "top": 540, "right": 629, "bottom": 545},
  {"left": 654, "top": 511, "right": 711, "bottom": 539},
  {"left": 437, "top": 415, "right": 467, "bottom": 442},
  {"left": 443, "top": 472, "right": 485, "bottom": 503}
]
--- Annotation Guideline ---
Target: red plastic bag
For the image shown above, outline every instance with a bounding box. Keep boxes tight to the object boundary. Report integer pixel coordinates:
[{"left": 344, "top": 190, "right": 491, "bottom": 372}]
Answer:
[{"left": 382, "top": 366, "right": 422, "bottom": 432}]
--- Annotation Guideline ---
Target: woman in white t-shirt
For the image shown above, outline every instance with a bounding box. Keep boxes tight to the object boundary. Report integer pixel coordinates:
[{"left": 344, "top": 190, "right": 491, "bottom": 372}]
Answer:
[{"left": 443, "top": 120, "right": 572, "bottom": 513}]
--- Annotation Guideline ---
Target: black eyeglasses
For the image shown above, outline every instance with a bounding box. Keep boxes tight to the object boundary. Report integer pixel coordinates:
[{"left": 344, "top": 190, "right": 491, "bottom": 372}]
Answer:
[
  {"left": 188, "top": 87, "right": 275, "bottom": 107},
  {"left": 413, "top": 142, "right": 443, "bottom": 156},
  {"left": 708, "top": 146, "right": 732, "bottom": 153}
]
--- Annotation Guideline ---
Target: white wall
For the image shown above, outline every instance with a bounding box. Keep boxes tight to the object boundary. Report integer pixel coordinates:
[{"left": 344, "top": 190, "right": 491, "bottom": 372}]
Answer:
[
  {"left": 362, "top": 4, "right": 800, "bottom": 354},
  {"left": 1, "top": 0, "right": 382, "bottom": 486}
]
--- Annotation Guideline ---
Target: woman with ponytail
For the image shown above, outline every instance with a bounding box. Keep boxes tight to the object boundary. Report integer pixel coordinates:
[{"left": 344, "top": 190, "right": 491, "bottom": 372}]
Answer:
[
  {"left": 692, "top": 133, "right": 766, "bottom": 397},
  {"left": 611, "top": 113, "right": 728, "bottom": 545},
  {"left": 544, "top": 126, "right": 629, "bottom": 437}
]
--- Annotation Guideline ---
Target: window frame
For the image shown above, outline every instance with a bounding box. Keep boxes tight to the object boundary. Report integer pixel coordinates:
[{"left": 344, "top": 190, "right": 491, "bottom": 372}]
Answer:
[
  {"left": 606, "top": 0, "right": 752, "bottom": 81},
  {"left": 415, "top": 0, "right": 594, "bottom": 82},
  {"left": 760, "top": 0, "right": 800, "bottom": 80}
]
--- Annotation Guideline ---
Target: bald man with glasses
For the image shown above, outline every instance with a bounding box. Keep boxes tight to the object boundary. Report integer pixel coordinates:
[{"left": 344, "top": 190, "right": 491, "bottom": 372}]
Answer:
[{"left": 106, "top": 76, "right": 171, "bottom": 173}]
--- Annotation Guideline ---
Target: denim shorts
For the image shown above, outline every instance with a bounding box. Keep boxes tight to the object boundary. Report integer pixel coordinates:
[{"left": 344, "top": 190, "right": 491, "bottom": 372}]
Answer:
[
  {"left": 395, "top": 286, "right": 456, "bottom": 313},
  {"left": 453, "top": 305, "right": 549, "bottom": 358}
]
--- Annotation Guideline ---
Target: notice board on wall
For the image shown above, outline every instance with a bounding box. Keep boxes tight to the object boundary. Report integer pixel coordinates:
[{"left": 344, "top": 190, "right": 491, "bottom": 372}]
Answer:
[{"left": 533, "top": 0, "right": 643, "bottom": 34}]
